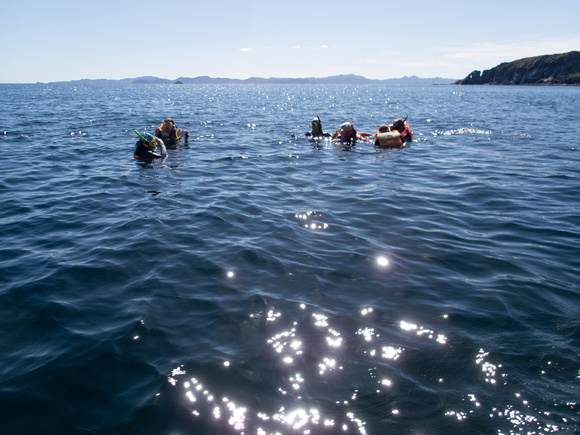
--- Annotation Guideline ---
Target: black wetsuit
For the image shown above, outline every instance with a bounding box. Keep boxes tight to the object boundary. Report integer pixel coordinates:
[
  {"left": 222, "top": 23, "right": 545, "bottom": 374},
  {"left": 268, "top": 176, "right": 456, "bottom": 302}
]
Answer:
[
  {"left": 134, "top": 141, "right": 163, "bottom": 162},
  {"left": 306, "top": 131, "right": 331, "bottom": 138}
]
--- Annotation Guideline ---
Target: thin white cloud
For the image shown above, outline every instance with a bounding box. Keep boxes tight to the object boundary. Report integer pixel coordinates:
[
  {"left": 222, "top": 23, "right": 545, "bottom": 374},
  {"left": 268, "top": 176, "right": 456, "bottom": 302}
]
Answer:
[
  {"left": 359, "top": 37, "right": 580, "bottom": 79},
  {"left": 292, "top": 44, "right": 335, "bottom": 50},
  {"left": 238, "top": 48, "right": 252, "bottom": 52},
  {"left": 442, "top": 38, "right": 580, "bottom": 65}
]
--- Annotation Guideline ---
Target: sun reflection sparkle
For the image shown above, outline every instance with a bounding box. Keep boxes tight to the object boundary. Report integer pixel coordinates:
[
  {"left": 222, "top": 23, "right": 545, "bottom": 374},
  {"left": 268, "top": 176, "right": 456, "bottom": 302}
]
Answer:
[
  {"left": 168, "top": 303, "right": 494, "bottom": 434},
  {"left": 295, "top": 211, "right": 329, "bottom": 230},
  {"left": 319, "top": 357, "right": 338, "bottom": 375},
  {"left": 476, "top": 348, "right": 501, "bottom": 384},
  {"left": 381, "top": 378, "right": 392, "bottom": 387},
  {"left": 356, "top": 327, "right": 375, "bottom": 341},
  {"left": 399, "top": 320, "right": 448, "bottom": 344},
  {"left": 381, "top": 346, "right": 402, "bottom": 360},
  {"left": 361, "top": 307, "right": 373, "bottom": 316},
  {"left": 376, "top": 256, "right": 389, "bottom": 267},
  {"left": 313, "top": 313, "right": 329, "bottom": 327}
]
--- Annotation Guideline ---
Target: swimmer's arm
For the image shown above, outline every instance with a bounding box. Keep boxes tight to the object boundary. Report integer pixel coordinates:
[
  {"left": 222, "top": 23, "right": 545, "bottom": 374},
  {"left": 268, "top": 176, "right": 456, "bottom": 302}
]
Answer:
[{"left": 157, "top": 138, "right": 167, "bottom": 157}]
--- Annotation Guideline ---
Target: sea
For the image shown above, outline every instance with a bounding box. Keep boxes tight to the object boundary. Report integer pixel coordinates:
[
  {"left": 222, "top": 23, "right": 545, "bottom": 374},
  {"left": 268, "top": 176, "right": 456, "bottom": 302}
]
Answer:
[{"left": 0, "top": 83, "right": 579, "bottom": 435}]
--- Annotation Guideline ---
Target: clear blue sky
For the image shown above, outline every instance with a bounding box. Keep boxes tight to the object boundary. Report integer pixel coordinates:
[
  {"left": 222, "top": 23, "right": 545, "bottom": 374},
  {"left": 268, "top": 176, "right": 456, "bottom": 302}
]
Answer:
[{"left": 2, "top": 0, "right": 579, "bottom": 83}]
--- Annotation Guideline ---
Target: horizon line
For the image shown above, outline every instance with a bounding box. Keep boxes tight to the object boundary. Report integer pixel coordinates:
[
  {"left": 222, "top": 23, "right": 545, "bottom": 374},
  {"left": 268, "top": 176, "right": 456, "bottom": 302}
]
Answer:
[{"left": 1, "top": 74, "right": 460, "bottom": 85}]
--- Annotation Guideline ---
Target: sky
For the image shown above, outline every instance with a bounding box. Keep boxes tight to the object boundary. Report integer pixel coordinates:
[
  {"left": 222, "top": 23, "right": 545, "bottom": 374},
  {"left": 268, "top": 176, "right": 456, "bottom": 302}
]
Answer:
[{"left": 1, "top": 0, "right": 579, "bottom": 83}]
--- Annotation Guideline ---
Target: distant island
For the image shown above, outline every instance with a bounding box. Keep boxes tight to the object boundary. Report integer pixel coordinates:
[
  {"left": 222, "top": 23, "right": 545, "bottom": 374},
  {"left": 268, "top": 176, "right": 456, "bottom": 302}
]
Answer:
[
  {"left": 41, "top": 74, "right": 457, "bottom": 86},
  {"left": 456, "top": 51, "right": 580, "bottom": 85}
]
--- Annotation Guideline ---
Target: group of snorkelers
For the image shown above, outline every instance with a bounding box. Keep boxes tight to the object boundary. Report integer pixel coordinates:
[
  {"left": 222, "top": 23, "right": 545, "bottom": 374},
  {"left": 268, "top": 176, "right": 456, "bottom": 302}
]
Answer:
[
  {"left": 134, "top": 115, "right": 412, "bottom": 162},
  {"left": 134, "top": 117, "right": 189, "bottom": 162},
  {"left": 304, "top": 116, "right": 413, "bottom": 147}
]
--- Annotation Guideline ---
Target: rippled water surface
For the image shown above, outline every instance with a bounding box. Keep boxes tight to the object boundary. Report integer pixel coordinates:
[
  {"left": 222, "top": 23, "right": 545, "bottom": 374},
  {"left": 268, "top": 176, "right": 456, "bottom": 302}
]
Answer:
[{"left": 1, "top": 83, "right": 579, "bottom": 434}]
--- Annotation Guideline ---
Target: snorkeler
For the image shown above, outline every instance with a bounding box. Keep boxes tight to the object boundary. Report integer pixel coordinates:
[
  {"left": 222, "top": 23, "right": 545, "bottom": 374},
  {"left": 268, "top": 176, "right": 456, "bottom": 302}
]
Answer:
[
  {"left": 391, "top": 118, "right": 413, "bottom": 142},
  {"left": 134, "top": 131, "right": 167, "bottom": 162},
  {"left": 332, "top": 122, "right": 373, "bottom": 145},
  {"left": 306, "top": 116, "right": 331, "bottom": 138},
  {"left": 374, "top": 124, "right": 404, "bottom": 148},
  {"left": 155, "top": 117, "right": 189, "bottom": 147}
]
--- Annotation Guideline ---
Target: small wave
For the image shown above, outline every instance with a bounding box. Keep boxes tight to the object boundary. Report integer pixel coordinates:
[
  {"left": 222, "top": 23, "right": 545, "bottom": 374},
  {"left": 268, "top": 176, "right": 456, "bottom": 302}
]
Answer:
[{"left": 432, "top": 128, "right": 493, "bottom": 136}]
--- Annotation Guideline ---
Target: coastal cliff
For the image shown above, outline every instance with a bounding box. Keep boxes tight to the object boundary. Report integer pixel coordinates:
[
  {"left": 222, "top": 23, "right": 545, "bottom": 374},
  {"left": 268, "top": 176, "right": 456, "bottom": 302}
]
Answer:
[{"left": 456, "top": 51, "right": 580, "bottom": 85}]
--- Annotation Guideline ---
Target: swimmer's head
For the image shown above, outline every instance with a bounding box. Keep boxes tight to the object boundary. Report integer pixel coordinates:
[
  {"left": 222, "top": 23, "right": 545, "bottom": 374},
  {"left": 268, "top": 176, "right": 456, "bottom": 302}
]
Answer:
[
  {"left": 339, "top": 122, "right": 355, "bottom": 141},
  {"left": 144, "top": 133, "right": 157, "bottom": 148},
  {"left": 310, "top": 117, "right": 323, "bottom": 132},
  {"left": 340, "top": 122, "right": 353, "bottom": 133}
]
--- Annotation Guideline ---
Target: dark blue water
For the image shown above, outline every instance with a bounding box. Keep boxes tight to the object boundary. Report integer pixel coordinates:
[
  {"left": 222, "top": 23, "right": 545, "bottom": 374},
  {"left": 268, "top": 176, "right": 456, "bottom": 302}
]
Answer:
[{"left": 1, "top": 83, "right": 579, "bottom": 434}]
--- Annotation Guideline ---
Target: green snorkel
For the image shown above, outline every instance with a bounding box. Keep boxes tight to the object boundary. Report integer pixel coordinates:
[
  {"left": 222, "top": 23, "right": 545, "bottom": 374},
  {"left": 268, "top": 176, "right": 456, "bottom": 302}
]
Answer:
[
  {"left": 133, "top": 130, "right": 157, "bottom": 148},
  {"left": 133, "top": 129, "right": 149, "bottom": 143}
]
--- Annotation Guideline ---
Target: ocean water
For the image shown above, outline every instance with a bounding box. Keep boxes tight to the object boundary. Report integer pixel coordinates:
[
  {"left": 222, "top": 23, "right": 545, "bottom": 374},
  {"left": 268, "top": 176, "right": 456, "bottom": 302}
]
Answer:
[{"left": 0, "top": 83, "right": 579, "bottom": 435}]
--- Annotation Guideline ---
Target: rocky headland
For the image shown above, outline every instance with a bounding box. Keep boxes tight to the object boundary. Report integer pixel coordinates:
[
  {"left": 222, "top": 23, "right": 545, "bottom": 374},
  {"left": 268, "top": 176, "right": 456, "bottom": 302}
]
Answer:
[{"left": 456, "top": 51, "right": 580, "bottom": 85}]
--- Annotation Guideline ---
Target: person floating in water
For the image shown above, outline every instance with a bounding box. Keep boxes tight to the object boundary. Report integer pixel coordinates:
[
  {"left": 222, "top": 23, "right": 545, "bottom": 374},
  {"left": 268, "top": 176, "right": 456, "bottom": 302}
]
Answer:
[
  {"left": 155, "top": 117, "right": 189, "bottom": 148},
  {"left": 332, "top": 122, "right": 373, "bottom": 145},
  {"left": 134, "top": 131, "right": 167, "bottom": 162},
  {"left": 374, "top": 124, "right": 404, "bottom": 149},
  {"left": 391, "top": 118, "right": 413, "bottom": 142},
  {"left": 306, "top": 116, "right": 331, "bottom": 138}
]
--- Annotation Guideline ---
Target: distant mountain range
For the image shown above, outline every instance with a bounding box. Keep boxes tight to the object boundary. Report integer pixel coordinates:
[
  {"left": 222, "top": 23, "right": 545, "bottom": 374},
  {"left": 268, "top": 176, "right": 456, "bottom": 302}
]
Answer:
[
  {"left": 456, "top": 51, "right": 580, "bottom": 85},
  {"left": 46, "top": 74, "right": 457, "bottom": 86}
]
